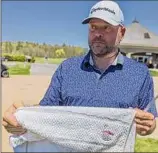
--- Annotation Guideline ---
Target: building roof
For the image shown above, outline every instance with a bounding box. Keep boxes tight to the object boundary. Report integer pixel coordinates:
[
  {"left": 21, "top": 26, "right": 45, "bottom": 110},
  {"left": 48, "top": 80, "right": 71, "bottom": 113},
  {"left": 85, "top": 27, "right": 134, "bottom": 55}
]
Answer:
[{"left": 120, "top": 19, "right": 158, "bottom": 49}]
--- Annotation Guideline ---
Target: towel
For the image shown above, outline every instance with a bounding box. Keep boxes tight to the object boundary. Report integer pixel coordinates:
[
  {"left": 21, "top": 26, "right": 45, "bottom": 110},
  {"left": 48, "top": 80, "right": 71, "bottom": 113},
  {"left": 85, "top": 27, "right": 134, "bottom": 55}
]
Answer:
[{"left": 10, "top": 106, "right": 136, "bottom": 152}]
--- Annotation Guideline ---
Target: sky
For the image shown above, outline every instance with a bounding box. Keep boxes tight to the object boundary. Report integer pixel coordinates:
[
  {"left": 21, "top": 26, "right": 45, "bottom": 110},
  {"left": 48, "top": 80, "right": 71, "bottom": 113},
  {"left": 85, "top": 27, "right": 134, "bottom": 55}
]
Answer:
[{"left": 2, "top": 1, "right": 158, "bottom": 48}]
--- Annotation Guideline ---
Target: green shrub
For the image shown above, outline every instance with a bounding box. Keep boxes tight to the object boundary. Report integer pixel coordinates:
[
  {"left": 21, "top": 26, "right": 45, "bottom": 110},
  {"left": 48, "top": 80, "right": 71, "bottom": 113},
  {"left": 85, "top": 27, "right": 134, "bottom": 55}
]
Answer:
[
  {"left": 3, "top": 54, "right": 25, "bottom": 62},
  {"left": 2, "top": 54, "right": 35, "bottom": 63},
  {"left": 3, "top": 54, "right": 13, "bottom": 61},
  {"left": 13, "top": 55, "right": 25, "bottom": 62}
]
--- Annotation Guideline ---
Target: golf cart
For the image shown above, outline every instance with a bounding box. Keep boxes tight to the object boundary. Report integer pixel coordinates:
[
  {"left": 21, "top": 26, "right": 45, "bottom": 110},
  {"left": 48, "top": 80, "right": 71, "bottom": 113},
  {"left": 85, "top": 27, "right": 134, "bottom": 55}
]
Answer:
[{"left": 1, "top": 63, "right": 9, "bottom": 78}]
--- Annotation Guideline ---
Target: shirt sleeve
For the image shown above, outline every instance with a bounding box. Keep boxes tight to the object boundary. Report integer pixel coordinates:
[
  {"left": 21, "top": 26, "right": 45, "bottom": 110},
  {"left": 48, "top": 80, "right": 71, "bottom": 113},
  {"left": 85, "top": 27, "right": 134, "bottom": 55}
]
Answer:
[
  {"left": 39, "top": 64, "right": 63, "bottom": 106},
  {"left": 138, "top": 70, "right": 158, "bottom": 118}
]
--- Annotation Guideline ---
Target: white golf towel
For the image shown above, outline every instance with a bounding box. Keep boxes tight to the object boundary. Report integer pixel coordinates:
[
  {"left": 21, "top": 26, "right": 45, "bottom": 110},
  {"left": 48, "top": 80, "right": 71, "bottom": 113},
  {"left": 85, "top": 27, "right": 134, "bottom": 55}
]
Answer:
[{"left": 10, "top": 106, "right": 136, "bottom": 152}]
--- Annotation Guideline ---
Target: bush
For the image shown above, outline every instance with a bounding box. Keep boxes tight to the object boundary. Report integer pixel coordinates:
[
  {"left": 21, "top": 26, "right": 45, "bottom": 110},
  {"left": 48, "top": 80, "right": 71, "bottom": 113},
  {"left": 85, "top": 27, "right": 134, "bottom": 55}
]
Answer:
[
  {"left": 2, "top": 54, "right": 35, "bottom": 63},
  {"left": 3, "top": 54, "right": 25, "bottom": 62},
  {"left": 3, "top": 54, "right": 13, "bottom": 61},
  {"left": 13, "top": 55, "right": 25, "bottom": 62}
]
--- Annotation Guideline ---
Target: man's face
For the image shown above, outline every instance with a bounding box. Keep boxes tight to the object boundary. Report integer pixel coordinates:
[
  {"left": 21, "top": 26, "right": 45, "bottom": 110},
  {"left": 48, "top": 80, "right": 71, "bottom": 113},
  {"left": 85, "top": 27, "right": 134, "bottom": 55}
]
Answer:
[{"left": 88, "top": 18, "right": 124, "bottom": 57}]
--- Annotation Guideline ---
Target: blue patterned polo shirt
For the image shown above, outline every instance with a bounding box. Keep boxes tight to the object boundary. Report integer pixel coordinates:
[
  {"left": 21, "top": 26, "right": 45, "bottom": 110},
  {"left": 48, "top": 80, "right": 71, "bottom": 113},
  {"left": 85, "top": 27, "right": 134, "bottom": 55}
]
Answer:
[{"left": 39, "top": 50, "right": 157, "bottom": 117}]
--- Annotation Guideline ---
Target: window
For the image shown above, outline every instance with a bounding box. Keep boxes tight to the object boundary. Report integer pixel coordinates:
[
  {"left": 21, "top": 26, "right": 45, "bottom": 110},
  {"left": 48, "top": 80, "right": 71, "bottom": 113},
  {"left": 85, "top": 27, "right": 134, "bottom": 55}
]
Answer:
[{"left": 144, "top": 32, "right": 150, "bottom": 39}]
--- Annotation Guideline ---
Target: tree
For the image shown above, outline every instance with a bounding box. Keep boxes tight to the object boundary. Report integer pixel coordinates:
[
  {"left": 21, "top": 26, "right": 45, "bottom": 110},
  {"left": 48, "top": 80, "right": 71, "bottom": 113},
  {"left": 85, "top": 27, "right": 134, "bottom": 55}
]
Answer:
[
  {"left": 16, "top": 41, "right": 23, "bottom": 51},
  {"left": 43, "top": 42, "right": 48, "bottom": 57},
  {"left": 2, "top": 41, "right": 86, "bottom": 58},
  {"left": 62, "top": 43, "right": 66, "bottom": 47},
  {"left": 21, "top": 47, "right": 30, "bottom": 55},
  {"left": 55, "top": 49, "right": 65, "bottom": 58},
  {"left": 5, "top": 42, "right": 9, "bottom": 53},
  {"left": 74, "top": 47, "right": 84, "bottom": 56},
  {"left": 8, "top": 42, "right": 13, "bottom": 53}
]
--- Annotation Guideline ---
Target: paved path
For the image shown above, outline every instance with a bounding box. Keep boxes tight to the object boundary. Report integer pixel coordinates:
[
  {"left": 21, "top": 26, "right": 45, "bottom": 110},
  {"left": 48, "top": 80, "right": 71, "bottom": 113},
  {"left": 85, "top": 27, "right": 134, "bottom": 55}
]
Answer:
[{"left": 30, "top": 63, "right": 59, "bottom": 75}]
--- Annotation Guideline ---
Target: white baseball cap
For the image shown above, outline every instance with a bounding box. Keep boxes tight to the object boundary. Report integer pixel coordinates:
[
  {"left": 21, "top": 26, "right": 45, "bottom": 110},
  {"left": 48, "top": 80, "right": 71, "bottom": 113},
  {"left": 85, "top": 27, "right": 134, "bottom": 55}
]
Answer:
[{"left": 82, "top": 0, "right": 124, "bottom": 26}]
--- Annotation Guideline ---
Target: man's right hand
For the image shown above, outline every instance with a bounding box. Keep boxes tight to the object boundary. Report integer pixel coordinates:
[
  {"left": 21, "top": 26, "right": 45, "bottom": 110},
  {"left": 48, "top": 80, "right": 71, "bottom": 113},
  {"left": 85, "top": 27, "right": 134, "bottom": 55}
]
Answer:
[{"left": 2, "top": 102, "right": 27, "bottom": 135}]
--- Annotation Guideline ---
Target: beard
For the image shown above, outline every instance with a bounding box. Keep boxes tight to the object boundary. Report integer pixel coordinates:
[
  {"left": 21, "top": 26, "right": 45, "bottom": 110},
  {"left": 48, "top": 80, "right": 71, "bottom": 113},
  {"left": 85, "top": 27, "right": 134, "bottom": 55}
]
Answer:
[
  {"left": 89, "top": 42, "right": 118, "bottom": 57},
  {"left": 88, "top": 37, "right": 119, "bottom": 57}
]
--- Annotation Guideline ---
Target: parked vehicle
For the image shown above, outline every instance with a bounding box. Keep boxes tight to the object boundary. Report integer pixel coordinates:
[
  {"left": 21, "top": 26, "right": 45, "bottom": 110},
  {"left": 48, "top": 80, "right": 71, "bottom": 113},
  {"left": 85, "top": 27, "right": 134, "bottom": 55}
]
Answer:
[{"left": 1, "top": 63, "right": 9, "bottom": 78}]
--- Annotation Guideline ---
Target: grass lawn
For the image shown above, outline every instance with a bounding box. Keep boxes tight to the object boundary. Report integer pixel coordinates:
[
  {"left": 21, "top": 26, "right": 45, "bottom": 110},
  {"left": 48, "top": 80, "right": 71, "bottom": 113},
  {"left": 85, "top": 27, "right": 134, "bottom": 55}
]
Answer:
[
  {"left": 8, "top": 63, "right": 31, "bottom": 75},
  {"left": 150, "top": 70, "right": 158, "bottom": 77},
  {"left": 35, "top": 57, "right": 66, "bottom": 64},
  {"left": 135, "top": 138, "right": 158, "bottom": 152}
]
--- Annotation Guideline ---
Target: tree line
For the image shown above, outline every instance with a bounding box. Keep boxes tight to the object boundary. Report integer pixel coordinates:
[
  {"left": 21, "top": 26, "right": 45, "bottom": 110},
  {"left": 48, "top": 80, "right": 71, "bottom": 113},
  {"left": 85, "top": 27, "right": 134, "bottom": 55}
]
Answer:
[{"left": 2, "top": 41, "right": 88, "bottom": 58}]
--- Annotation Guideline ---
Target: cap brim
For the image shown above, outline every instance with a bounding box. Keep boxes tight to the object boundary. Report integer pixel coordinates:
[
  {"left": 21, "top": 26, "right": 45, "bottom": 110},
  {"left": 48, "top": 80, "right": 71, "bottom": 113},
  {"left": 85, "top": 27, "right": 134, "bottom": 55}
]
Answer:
[
  {"left": 82, "top": 16, "right": 120, "bottom": 26},
  {"left": 82, "top": 17, "right": 92, "bottom": 24}
]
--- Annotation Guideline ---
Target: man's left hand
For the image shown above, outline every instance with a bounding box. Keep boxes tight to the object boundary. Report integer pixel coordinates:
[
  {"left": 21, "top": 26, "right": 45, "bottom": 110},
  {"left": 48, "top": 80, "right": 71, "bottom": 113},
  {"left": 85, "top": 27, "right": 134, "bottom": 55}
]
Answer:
[{"left": 135, "top": 108, "right": 156, "bottom": 136}]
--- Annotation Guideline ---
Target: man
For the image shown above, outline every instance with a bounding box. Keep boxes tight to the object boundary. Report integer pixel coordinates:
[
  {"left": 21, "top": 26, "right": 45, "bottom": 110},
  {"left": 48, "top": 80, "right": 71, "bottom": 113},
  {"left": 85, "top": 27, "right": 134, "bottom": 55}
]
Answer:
[{"left": 3, "top": 0, "right": 157, "bottom": 137}]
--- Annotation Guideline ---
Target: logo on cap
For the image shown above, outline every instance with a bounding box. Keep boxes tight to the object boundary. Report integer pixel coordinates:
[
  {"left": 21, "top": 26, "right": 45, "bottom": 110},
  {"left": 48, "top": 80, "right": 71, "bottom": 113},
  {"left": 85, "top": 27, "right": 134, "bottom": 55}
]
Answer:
[{"left": 90, "top": 7, "right": 116, "bottom": 15}]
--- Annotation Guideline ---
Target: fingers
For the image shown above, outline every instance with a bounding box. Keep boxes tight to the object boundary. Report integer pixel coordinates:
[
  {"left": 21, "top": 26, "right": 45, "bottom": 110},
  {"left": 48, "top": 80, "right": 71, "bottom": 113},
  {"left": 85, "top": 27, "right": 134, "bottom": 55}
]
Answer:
[
  {"left": 135, "top": 108, "right": 156, "bottom": 135},
  {"left": 136, "top": 118, "right": 156, "bottom": 136},
  {"left": 2, "top": 120, "right": 8, "bottom": 126},
  {"left": 135, "top": 108, "right": 154, "bottom": 120},
  {"left": 5, "top": 126, "right": 27, "bottom": 135},
  {"left": 136, "top": 123, "right": 151, "bottom": 132},
  {"left": 136, "top": 123, "right": 153, "bottom": 136},
  {"left": 3, "top": 102, "right": 24, "bottom": 127},
  {"left": 13, "top": 101, "right": 25, "bottom": 109},
  {"left": 136, "top": 128, "right": 147, "bottom": 136},
  {"left": 2, "top": 102, "right": 26, "bottom": 135},
  {"left": 140, "top": 131, "right": 147, "bottom": 136},
  {"left": 3, "top": 119, "right": 27, "bottom": 135},
  {"left": 3, "top": 111, "right": 19, "bottom": 127},
  {"left": 135, "top": 118, "right": 153, "bottom": 127}
]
